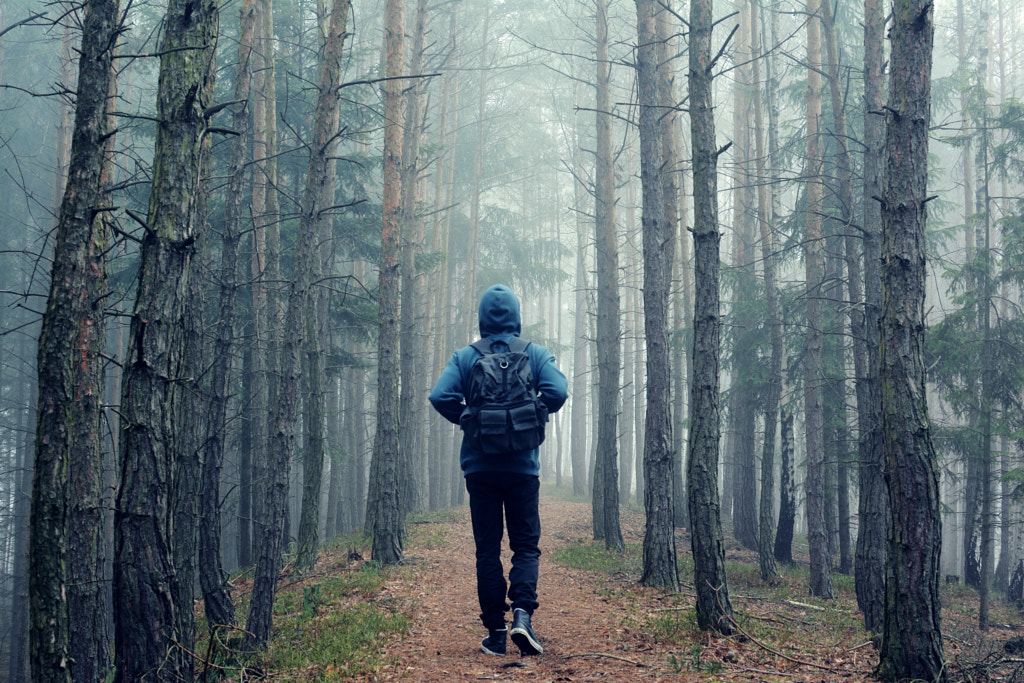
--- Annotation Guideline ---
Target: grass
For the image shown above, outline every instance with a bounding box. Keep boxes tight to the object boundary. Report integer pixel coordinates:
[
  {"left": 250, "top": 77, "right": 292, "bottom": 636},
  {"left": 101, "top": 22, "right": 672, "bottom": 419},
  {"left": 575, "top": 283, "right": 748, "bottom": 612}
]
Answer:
[
  {"left": 195, "top": 499, "right": 1024, "bottom": 681},
  {"left": 194, "top": 510, "right": 474, "bottom": 680},
  {"left": 194, "top": 537, "right": 410, "bottom": 682},
  {"left": 551, "top": 538, "right": 643, "bottom": 576},
  {"left": 407, "top": 508, "right": 459, "bottom": 550},
  {"left": 257, "top": 592, "right": 408, "bottom": 681},
  {"left": 549, "top": 530, "right": 877, "bottom": 676}
]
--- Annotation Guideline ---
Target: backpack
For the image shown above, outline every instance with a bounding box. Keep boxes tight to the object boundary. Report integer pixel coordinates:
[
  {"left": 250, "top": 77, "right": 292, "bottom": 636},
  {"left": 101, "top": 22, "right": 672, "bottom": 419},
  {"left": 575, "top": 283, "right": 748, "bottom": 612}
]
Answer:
[{"left": 459, "top": 338, "right": 549, "bottom": 455}]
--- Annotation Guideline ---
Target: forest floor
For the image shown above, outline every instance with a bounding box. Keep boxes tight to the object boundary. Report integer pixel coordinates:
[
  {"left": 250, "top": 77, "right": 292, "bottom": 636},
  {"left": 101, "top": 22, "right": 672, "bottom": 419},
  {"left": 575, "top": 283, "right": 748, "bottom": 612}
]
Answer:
[{"left": 213, "top": 489, "right": 1024, "bottom": 682}]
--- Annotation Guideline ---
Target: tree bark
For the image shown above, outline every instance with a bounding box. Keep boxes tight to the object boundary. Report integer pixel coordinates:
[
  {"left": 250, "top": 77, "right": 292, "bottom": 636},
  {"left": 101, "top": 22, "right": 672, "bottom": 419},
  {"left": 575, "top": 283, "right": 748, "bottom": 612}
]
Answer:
[
  {"left": 977, "top": 95, "right": 994, "bottom": 631},
  {"left": 656, "top": 0, "right": 690, "bottom": 531},
  {"left": 31, "top": 1, "right": 119, "bottom": 679},
  {"left": 729, "top": 0, "right": 759, "bottom": 553},
  {"left": 295, "top": 0, "right": 350, "bottom": 575},
  {"left": 399, "top": 0, "right": 430, "bottom": 516},
  {"left": 238, "top": 342, "right": 254, "bottom": 567},
  {"left": 570, "top": 88, "right": 590, "bottom": 498},
  {"left": 636, "top": 0, "right": 678, "bottom": 589},
  {"left": 326, "top": 374, "right": 342, "bottom": 533},
  {"left": 775, "top": 409, "right": 796, "bottom": 563},
  {"left": 245, "top": 0, "right": 276, "bottom": 627},
  {"left": 370, "top": 0, "right": 406, "bottom": 566},
  {"left": 875, "top": 0, "right": 944, "bottom": 673},
  {"left": 593, "top": 0, "right": 623, "bottom": 551},
  {"left": 803, "top": 0, "right": 833, "bottom": 600},
  {"left": 621, "top": 288, "right": 636, "bottom": 504},
  {"left": 10, "top": 381, "right": 34, "bottom": 683},
  {"left": 428, "top": 10, "right": 458, "bottom": 510},
  {"left": 751, "top": 0, "right": 779, "bottom": 582},
  {"left": 687, "top": 0, "right": 733, "bottom": 632},
  {"left": 820, "top": 0, "right": 857, "bottom": 577},
  {"left": 854, "top": 0, "right": 888, "bottom": 631},
  {"left": 113, "top": 0, "right": 217, "bottom": 674},
  {"left": 199, "top": 0, "right": 258, "bottom": 629},
  {"left": 173, "top": 233, "right": 206, "bottom": 662},
  {"left": 464, "top": 0, "right": 489, "bottom": 322}
]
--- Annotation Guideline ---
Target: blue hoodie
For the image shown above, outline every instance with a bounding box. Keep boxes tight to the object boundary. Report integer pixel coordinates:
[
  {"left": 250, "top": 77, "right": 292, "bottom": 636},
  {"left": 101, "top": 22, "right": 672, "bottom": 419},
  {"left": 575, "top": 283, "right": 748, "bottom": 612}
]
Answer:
[{"left": 428, "top": 284, "right": 568, "bottom": 476}]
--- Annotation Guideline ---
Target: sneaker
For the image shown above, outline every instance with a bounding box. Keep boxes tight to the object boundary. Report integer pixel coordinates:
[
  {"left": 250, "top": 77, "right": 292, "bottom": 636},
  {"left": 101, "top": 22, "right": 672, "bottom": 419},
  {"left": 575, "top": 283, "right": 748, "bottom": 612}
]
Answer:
[
  {"left": 510, "top": 608, "right": 543, "bottom": 655},
  {"left": 481, "top": 627, "right": 507, "bottom": 656}
]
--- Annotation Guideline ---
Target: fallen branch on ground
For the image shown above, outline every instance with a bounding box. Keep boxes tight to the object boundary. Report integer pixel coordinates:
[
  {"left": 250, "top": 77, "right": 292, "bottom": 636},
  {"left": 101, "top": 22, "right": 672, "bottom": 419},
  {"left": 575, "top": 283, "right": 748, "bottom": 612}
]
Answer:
[
  {"left": 710, "top": 582, "right": 837, "bottom": 673},
  {"left": 563, "top": 652, "right": 646, "bottom": 666}
]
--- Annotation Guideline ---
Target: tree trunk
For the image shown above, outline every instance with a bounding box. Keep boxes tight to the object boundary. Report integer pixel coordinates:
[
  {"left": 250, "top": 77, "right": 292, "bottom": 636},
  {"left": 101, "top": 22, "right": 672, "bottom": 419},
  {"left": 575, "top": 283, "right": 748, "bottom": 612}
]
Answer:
[
  {"left": 593, "top": 0, "right": 623, "bottom": 551},
  {"left": 199, "top": 0, "right": 257, "bottom": 628},
  {"left": 995, "top": 0, "right": 1014, "bottom": 586},
  {"left": 854, "top": 0, "right": 887, "bottom": 631},
  {"left": 245, "top": 0, "right": 276, "bottom": 626},
  {"left": 238, "top": 342, "right": 254, "bottom": 567},
  {"left": 875, "top": 0, "right": 944, "bottom": 673},
  {"left": 635, "top": 0, "right": 678, "bottom": 589},
  {"left": 620, "top": 291, "right": 636, "bottom": 505},
  {"left": 258, "top": 0, "right": 288, "bottom": 553},
  {"left": 370, "top": 0, "right": 406, "bottom": 566},
  {"left": 820, "top": 0, "right": 857, "bottom": 577},
  {"left": 729, "top": 0, "right": 759, "bottom": 553},
  {"left": 399, "top": 0, "right": 429, "bottom": 516},
  {"left": 751, "top": 0, "right": 780, "bottom": 582},
  {"left": 955, "top": 0, "right": 982, "bottom": 593},
  {"left": 657, "top": 0, "right": 690, "bottom": 531},
  {"left": 803, "top": 0, "right": 833, "bottom": 600},
  {"left": 464, "top": 0, "right": 489, "bottom": 321},
  {"left": 172, "top": 235, "right": 206, "bottom": 662},
  {"left": 570, "top": 94, "right": 590, "bottom": 498},
  {"left": 31, "top": 2, "right": 119, "bottom": 679},
  {"left": 296, "top": 282, "right": 326, "bottom": 572},
  {"left": 977, "top": 105, "right": 994, "bottom": 630},
  {"left": 113, "top": 0, "right": 217, "bottom": 674},
  {"left": 428, "top": 13, "right": 458, "bottom": 510},
  {"left": 10, "top": 383, "right": 34, "bottom": 683},
  {"left": 633, "top": 285, "right": 646, "bottom": 506},
  {"left": 326, "top": 374, "right": 342, "bottom": 534},
  {"left": 775, "top": 409, "right": 795, "bottom": 563},
  {"left": 687, "top": 0, "right": 733, "bottom": 632},
  {"left": 295, "top": 0, "right": 350, "bottom": 575},
  {"left": 822, "top": 244, "right": 848, "bottom": 570}
]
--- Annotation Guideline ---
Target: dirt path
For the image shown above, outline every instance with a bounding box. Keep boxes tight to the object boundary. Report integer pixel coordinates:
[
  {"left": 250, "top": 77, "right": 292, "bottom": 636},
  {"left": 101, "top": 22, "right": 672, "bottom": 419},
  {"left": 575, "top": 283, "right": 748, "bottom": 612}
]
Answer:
[{"left": 372, "top": 498, "right": 687, "bottom": 682}]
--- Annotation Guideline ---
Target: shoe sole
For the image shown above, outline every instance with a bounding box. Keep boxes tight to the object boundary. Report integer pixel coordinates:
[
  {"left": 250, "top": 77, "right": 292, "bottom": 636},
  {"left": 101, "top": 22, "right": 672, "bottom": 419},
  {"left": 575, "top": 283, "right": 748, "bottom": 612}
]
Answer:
[
  {"left": 481, "top": 644, "right": 506, "bottom": 656},
  {"left": 510, "top": 629, "right": 543, "bottom": 655}
]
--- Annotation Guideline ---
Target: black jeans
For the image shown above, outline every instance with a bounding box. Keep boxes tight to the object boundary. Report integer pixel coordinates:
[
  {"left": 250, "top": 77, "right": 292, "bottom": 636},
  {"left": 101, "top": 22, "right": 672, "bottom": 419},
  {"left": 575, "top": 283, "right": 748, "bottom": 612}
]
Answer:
[{"left": 465, "top": 471, "right": 541, "bottom": 630}]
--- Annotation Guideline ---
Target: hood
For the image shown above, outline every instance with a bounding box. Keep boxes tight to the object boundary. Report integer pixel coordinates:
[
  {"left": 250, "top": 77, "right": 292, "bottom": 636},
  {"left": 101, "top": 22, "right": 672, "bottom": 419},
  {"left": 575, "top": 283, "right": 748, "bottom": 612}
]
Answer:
[{"left": 478, "top": 284, "right": 522, "bottom": 338}]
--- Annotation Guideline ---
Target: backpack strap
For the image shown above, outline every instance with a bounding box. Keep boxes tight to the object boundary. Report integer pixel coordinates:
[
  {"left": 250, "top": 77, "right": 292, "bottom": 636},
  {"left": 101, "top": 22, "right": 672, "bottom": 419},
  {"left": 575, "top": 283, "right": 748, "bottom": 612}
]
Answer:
[
  {"left": 471, "top": 337, "right": 529, "bottom": 355},
  {"left": 508, "top": 338, "right": 530, "bottom": 353}
]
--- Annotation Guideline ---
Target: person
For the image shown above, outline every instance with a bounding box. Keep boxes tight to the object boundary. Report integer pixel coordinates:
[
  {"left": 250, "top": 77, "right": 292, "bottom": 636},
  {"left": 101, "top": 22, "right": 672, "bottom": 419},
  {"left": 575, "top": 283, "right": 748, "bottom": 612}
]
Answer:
[{"left": 429, "top": 284, "right": 568, "bottom": 657}]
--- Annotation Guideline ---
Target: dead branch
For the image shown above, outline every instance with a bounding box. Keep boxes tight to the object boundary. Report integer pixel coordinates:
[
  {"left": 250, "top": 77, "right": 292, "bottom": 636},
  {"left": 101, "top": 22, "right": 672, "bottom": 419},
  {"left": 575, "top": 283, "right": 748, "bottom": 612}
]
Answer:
[
  {"left": 563, "top": 652, "right": 646, "bottom": 667},
  {"left": 719, "top": 607, "right": 838, "bottom": 672}
]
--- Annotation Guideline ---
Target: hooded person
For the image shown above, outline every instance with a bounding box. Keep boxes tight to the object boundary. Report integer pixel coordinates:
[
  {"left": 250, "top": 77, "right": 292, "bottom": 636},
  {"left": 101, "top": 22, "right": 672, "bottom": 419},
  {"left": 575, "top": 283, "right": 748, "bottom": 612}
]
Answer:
[{"left": 429, "top": 284, "right": 568, "bottom": 656}]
